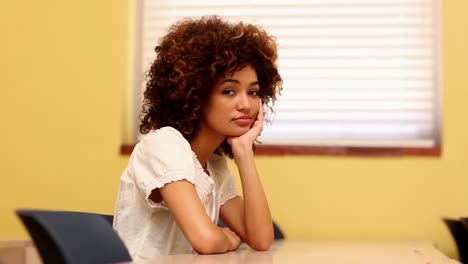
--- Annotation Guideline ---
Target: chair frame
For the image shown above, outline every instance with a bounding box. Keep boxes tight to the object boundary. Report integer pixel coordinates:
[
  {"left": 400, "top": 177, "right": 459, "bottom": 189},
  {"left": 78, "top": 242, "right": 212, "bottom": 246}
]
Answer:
[
  {"left": 16, "top": 209, "right": 131, "bottom": 264},
  {"left": 443, "top": 217, "right": 468, "bottom": 263}
]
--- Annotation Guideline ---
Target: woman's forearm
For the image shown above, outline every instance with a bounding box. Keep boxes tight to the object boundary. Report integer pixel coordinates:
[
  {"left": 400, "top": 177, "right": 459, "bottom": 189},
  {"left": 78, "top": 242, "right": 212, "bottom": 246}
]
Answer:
[{"left": 235, "top": 149, "right": 274, "bottom": 250}]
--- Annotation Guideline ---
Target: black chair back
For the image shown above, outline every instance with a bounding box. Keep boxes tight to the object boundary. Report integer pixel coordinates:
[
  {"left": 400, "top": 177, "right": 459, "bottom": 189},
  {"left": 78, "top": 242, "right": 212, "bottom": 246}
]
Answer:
[
  {"left": 98, "top": 214, "right": 114, "bottom": 226},
  {"left": 273, "top": 221, "right": 285, "bottom": 240},
  {"left": 443, "top": 218, "right": 468, "bottom": 263},
  {"left": 16, "top": 209, "right": 131, "bottom": 264}
]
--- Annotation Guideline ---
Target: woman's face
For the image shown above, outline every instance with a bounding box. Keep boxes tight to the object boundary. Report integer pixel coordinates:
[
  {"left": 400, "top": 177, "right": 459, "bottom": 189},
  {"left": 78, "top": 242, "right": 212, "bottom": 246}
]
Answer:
[{"left": 200, "top": 65, "right": 261, "bottom": 139}]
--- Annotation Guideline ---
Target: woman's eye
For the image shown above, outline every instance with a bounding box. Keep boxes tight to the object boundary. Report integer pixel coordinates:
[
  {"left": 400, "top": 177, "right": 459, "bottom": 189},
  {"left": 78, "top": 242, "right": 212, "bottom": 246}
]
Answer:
[
  {"left": 222, "top": 89, "right": 235, "bottom": 95},
  {"left": 249, "top": 90, "right": 260, "bottom": 96}
]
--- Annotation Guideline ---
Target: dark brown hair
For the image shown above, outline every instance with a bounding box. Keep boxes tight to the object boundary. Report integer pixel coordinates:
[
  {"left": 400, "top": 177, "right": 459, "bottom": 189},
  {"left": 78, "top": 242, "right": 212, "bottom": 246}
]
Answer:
[{"left": 140, "top": 16, "right": 282, "bottom": 157}]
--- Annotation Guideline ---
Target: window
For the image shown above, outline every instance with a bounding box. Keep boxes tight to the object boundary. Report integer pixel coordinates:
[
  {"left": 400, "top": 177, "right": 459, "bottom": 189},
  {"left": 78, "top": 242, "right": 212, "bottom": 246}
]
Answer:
[{"left": 127, "top": 0, "right": 441, "bottom": 156}]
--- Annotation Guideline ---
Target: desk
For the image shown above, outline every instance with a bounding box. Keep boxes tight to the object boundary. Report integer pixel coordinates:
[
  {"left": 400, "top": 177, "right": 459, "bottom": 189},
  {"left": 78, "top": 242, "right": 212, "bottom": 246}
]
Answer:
[{"left": 126, "top": 240, "right": 460, "bottom": 264}]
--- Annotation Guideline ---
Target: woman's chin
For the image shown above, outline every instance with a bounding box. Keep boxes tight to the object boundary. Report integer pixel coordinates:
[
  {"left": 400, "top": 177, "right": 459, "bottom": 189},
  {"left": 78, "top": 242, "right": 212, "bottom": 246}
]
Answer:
[{"left": 226, "top": 128, "right": 251, "bottom": 137}]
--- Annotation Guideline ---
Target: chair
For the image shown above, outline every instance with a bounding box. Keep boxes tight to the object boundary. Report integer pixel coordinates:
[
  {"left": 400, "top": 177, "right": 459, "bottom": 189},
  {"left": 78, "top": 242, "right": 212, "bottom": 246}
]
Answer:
[
  {"left": 272, "top": 221, "right": 285, "bottom": 240},
  {"left": 15, "top": 209, "right": 131, "bottom": 264},
  {"left": 98, "top": 214, "right": 114, "bottom": 226},
  {"left": 217, "top": 219, "right": 285, "bottom": 240},
  {"left": 443, "top": 218, "right": 468, "bottom": 263}
]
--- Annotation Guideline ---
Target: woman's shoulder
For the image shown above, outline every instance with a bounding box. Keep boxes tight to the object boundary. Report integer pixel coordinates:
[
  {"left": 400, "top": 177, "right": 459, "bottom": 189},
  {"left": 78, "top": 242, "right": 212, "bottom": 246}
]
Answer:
[
  {"left": 135, "top": 126, "right": 191, "bottom": 154},
  {"left": 141, "top": 126, "right": 187, "bottom": 143}
]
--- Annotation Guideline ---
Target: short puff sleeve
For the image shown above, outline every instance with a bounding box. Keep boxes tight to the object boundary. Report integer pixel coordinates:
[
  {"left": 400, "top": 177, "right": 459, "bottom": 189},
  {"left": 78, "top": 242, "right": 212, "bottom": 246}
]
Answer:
[{"left": 130, "top": 127, "right": 196, "bottom": 208}]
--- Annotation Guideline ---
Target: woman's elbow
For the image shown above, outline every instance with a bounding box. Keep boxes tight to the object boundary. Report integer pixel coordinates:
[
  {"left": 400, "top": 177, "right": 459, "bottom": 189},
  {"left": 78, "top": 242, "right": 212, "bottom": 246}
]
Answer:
[
  {"left": 189, "top": 231, "right": 229, "bottom": 254},
  {"left": 250, "top": 242, "right": 272, "bottom": 251},
  {"left": 246, "top": 234, "right": 274, "bottom": 251},
  {"left": 193, "top": 242, "right": 222, "bottom": 254}
]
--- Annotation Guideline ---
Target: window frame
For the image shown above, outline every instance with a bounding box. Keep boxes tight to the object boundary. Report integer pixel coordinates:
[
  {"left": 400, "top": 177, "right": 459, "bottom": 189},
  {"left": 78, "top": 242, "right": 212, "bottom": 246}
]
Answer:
[{"left": 122, "top": 0, "right": 442, "bottom": 157}]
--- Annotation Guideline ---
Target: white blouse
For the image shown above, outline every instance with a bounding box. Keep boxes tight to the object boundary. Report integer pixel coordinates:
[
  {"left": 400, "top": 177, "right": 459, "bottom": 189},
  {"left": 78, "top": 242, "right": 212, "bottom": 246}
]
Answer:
[{"left": 113, "top": 127, "right": 239, "bottom": 259}]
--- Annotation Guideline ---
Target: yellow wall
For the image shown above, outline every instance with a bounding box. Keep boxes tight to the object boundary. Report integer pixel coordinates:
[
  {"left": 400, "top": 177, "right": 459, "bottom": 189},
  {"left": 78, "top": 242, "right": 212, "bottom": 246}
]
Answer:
[{"left": 2, "top": 0, "right": 468, "bottom": 260}]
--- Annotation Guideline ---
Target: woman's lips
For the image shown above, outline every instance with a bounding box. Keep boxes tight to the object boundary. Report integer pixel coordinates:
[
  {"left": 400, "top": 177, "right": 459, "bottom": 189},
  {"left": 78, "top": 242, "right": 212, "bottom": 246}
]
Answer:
[{"left": 233, "top": 116, "right": 252, "bottom": 126}]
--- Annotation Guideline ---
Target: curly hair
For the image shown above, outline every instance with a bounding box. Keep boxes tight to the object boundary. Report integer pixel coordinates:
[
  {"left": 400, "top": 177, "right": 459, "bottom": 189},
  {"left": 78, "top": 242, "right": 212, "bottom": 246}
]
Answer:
[{"left": 140, "top": 16, "right": 283, "bottom": 157}]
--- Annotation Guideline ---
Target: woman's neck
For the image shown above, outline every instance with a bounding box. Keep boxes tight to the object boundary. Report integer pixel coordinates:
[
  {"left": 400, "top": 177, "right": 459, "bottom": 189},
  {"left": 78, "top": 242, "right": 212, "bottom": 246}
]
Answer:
[{"left": 190, "top": 128, "right": 225, "bottom": 169}]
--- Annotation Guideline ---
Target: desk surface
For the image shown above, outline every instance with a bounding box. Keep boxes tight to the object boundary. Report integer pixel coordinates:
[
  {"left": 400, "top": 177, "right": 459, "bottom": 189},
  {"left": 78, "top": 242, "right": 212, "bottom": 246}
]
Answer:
[{"left": 126, "top": 240, "right": 460, "bottom": 264}]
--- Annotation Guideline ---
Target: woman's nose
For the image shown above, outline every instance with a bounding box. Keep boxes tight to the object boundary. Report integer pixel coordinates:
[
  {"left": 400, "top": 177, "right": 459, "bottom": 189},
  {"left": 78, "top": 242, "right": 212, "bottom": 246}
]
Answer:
[{"left": 237, "top": 93, "right": 251, "bottom": 110}]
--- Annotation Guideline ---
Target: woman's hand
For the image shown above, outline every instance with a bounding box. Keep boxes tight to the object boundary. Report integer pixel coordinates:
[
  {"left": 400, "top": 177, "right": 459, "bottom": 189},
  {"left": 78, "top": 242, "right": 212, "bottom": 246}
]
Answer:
[
  {"left": 227, "top": 99, "right": 263, "bottom": 157},
  {"left": 221, "top": 227, "right": 242, "bottom": 251}
]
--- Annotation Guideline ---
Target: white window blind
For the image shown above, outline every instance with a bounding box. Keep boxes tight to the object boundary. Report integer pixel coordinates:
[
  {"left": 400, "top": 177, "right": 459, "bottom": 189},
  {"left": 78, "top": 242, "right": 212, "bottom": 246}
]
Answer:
[{"left": 134, "top": 0, "right": 441, "bottom": 148}]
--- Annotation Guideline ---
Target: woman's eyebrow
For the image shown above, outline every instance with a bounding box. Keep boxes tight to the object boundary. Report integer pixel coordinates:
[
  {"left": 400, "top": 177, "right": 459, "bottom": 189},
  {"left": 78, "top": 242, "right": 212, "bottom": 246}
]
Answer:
[{"left": 222, "top": 79, "right": 259, "bottom": 86}]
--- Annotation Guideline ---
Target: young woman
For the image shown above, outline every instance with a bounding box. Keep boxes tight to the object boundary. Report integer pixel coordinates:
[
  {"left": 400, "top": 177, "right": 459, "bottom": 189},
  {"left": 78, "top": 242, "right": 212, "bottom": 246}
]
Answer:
[{"left": 113, "top": 16, "right": 283, "bottom": 259}]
